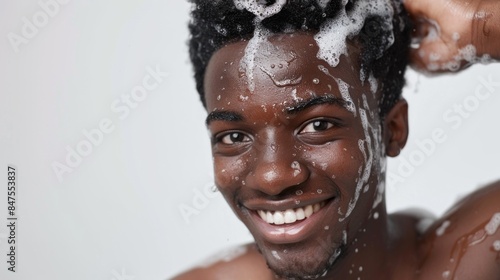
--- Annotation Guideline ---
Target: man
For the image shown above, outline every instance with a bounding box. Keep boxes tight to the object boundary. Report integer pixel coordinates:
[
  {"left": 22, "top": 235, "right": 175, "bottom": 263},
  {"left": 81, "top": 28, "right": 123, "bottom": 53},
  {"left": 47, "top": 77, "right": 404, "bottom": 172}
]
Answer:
[{"left": 175, "top": 0, "right": 500, "bottom": 279}]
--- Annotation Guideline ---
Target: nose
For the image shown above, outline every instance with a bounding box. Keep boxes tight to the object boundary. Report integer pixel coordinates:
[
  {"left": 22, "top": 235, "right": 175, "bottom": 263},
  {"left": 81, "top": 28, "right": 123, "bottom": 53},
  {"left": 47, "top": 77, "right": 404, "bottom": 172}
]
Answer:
[{"left": 245, "top": 135, "right": 309, "bottom": 196}]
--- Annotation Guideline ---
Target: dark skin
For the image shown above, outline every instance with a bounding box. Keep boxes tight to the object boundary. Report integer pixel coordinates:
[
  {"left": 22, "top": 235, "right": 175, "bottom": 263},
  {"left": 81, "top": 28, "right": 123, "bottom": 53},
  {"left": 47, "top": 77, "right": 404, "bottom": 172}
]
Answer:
[{"left": 175, "top": 1, "right": 500, "bottom": 278}]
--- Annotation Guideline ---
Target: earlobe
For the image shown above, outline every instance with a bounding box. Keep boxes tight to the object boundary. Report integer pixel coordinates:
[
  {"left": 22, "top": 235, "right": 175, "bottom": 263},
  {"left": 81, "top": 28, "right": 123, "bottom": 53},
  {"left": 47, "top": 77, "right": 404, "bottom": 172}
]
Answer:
[{"left": 384, "top": 99, "right": 409, "bottom": 157}]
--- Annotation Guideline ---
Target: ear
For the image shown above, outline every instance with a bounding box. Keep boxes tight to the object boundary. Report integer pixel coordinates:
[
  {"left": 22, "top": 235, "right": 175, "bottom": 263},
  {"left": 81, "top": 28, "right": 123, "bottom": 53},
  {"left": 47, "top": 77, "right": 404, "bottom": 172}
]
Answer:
[{"left": 384, "top": 99, "right": 409, "bottom": 157}]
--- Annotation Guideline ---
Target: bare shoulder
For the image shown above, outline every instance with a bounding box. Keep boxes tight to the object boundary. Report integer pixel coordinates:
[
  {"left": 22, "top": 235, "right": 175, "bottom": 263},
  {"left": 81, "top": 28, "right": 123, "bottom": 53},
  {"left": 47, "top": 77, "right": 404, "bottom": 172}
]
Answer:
[
  {"left": 417, "top": 180, "right": 500, "bottom": 279},
  {"left": 171, "top": 244, "right": 273, "bottom": 280}
]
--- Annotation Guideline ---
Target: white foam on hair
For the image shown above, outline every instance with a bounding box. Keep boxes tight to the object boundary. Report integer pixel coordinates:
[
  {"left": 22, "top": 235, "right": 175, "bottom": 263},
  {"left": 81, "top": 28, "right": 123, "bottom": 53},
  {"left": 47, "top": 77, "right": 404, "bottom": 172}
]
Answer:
[
  {"left": 317, "top": 0, "right": 332, "bottom": 9},
  {"left": 368, "top": 72, "right": 378, "bottom": 95},
  {"left": 314, "top": 0, "right": 394, "bottom": 68},
  {"left": 233, "top": 0, "right": 287, "bottom": 21}
]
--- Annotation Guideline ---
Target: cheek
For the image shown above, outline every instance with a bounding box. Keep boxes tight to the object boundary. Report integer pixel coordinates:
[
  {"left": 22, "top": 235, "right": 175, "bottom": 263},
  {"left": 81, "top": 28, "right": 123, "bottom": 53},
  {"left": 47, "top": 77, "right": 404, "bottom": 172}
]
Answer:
[
  {"left": 304, "top": 141, "right": 366, "bottom": 186},
  {"left": 213, "top": 155, "right": 249, "bottom": 188}
]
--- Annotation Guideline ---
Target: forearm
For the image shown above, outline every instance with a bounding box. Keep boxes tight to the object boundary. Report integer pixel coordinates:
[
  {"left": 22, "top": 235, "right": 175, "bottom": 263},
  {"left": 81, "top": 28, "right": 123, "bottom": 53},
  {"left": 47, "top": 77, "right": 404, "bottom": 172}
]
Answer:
[{"left": 475, "top": 0, "right": 500, "bottom": 60}]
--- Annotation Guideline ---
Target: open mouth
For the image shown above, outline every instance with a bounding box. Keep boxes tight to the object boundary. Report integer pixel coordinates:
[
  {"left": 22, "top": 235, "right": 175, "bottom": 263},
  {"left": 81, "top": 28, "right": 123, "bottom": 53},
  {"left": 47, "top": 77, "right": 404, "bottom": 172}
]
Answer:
[
  {"left": 256, "top": 201, "right": 327, "bottom": 225},
  {"left": 248, "top": 197, "right": 337, "bottom": 244}
]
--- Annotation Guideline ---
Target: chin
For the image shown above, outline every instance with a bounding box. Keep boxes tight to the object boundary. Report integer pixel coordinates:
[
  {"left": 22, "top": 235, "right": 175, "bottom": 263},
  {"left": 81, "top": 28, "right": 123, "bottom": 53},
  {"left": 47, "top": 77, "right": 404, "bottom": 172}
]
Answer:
[{"left": 257, "top": 242, "right": 344, "bottom": 280}]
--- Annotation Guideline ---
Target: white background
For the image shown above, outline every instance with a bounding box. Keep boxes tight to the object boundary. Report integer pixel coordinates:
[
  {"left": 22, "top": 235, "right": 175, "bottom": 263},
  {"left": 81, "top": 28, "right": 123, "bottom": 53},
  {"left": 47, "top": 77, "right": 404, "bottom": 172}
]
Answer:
[{"left": 0, "top": 1, "right": 499, "bottom": 279}]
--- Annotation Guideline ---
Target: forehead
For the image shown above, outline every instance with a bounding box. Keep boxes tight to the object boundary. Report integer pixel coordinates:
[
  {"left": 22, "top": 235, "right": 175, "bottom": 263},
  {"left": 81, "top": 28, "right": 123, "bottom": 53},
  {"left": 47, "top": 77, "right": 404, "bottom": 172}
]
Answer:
[{"left": 204, "top": 33, "right": 372, "bottom": 110}]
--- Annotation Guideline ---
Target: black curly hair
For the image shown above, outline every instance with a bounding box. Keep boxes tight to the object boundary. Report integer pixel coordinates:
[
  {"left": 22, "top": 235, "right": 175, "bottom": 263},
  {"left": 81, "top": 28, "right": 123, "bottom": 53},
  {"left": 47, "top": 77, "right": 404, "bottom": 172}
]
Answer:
[{"left": 188, "top": 0, "right": 411, "bottom": 117}]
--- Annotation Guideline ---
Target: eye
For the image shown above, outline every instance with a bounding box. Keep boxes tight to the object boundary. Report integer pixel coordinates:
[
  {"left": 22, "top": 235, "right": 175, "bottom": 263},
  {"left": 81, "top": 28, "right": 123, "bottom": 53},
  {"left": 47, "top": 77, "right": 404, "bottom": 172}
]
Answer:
[
  {"left": 219, "top": 132, "right": 251, "bottom": 144},
  {"left": 299, "top": 119, "right": 335, "bottom": 134}
]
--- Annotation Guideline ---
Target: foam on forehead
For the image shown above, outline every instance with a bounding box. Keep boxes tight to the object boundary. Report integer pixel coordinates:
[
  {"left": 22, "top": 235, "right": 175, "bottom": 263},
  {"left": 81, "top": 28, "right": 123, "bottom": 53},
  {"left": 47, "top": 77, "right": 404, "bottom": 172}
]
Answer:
[
  {"left": 234, "top": 0, "right": 396, "bottom": 91},
  {"left": 315, "top": 0, "right": 395, "bottom": 68}
]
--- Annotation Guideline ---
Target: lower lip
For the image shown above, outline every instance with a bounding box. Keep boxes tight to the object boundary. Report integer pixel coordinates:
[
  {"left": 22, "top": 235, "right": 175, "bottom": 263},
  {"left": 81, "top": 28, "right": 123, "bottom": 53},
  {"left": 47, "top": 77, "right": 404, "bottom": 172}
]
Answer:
[{"left": 248, "top": 198, "right": 337, "bottom": 245}]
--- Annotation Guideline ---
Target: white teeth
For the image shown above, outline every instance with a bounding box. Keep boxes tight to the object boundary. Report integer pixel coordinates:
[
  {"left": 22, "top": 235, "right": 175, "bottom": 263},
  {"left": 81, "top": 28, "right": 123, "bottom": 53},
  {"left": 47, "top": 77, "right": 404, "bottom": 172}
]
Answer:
[
  {"left": 304, "top": 205, "right": 313, "bottom": 218},
  {"left": 266, "top": 212, "right": 274, "bottom": 224},
  {"left": 296, "top": 208, "right": 305, "bottom": 220},
  {"left": 258, "top": 210, "right": 266, "bottom": 220},
  {"left": 273, "top": 211, "right": 285, "bottom": 225},
  {"left": 284, "top": 209, "right": 297, "bottom": 223},
  {"left": 257, "top": 202, "right": 326, "bottom": 225}
]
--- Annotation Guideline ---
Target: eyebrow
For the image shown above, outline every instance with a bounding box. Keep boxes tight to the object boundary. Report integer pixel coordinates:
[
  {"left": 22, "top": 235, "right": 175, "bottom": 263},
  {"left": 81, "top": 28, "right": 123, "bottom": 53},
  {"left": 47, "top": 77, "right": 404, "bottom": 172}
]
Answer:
[
  {"left": 205, "top": 95, "right": 347, "bottom": 125},
  {"left": 285, "top": 95, "right": 348, "bottom": 114},
  {"left": 206, "top": 111, "right": 244, "bottom": 126}
]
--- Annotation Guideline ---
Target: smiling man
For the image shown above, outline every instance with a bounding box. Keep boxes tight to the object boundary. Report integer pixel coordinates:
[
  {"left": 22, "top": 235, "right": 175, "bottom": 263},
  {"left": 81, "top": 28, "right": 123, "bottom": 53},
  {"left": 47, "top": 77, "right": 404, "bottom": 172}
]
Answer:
[{"left": 174, "top": 0, "right": 500, "bottom": 279}]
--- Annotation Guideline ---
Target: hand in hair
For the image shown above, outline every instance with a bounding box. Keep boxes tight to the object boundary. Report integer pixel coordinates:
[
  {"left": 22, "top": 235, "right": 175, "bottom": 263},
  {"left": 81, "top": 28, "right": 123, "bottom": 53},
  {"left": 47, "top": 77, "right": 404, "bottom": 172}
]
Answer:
[{"left": 404, "top": 0, "right": 500, "bottom": 73}]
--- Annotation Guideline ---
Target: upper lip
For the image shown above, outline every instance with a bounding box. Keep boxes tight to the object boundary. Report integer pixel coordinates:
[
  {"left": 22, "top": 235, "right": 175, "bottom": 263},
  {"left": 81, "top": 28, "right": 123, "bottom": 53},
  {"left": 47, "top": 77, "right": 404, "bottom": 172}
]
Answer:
[{"left": 242, "top": 195, "right": 335, "bottom": 212}]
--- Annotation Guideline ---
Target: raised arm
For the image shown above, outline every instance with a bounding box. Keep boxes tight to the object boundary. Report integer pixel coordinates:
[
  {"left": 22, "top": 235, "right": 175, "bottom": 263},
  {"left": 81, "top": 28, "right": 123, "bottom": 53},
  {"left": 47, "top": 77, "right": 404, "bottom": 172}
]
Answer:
[{"left": 404, "top": 0, "right": 500, "bottom": 73}]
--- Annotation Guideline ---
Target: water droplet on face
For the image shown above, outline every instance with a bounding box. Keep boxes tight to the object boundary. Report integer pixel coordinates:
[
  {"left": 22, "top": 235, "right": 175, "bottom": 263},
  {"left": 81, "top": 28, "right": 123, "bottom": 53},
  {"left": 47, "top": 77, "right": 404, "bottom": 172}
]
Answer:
[
  {"left": 295, "top": 200, "right": 300, "bottom": 205},
  {"left": 373, "top": 212, "right": 379, "bottom": 219},
  {"left": 271, "top": 64, "right": 276, "bottom": 68},
  {"left": 291, "top": 161, "right": 302, "bottom": 177},
  {"left": 312, "top": 78, "right": 320, "bottom": 84},
  {"left": 320, "top": 163, "right": 328, "bottom": 170},
  {"left": 217, "top": 95, "right": 221, "bottom": 101},
  {"left": 296, "top": 190, "right": 303, "bottom": 196},
  {"left": 278, "top": 64, "right": 283, "bottom": 68},
  {"left": 324, "top": 226, "right": 329, "bottom": 230},
  {"left": 317, "top": 189, "right": 323, "bottom": 194},
  {"left": 493, "top": 240, "right": 500, "bottom": 251},
  {"left": 442, "top": 270, "right": 450, "bottom": 279},
  {"left": 271, "top": 144, "right": 277, "bottom": 152}
]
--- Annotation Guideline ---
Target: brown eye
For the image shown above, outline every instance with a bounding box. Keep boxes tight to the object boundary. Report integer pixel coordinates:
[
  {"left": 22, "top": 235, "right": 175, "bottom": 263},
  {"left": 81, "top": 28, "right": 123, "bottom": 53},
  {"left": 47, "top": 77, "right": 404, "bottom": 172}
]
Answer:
[
  {"left": 300, "top": 120, "right": 334, "bottom": 133},
  {"left": 220, "top": 132, "right": 250, "bottom": 144}
]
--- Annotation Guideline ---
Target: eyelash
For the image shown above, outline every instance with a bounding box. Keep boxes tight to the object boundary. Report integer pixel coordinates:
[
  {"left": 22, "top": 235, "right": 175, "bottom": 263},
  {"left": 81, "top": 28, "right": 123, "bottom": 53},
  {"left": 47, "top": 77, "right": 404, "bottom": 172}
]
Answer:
[
  {"left": 214, "top": 118, "right": 341, "bottom": 145},
  {"left": 216, "top": 132, "right": 251, "bottom": 145},
  {"left": 298, "top": 118, "right": 341, "bottom": 134}
]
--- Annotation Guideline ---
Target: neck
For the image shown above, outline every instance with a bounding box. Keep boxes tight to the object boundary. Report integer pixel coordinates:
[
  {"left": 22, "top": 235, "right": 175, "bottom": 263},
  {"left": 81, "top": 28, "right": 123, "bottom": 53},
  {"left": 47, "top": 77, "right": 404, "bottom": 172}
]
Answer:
[{"left": 319, "top": 202, "right": 404, "bottom": 279}]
